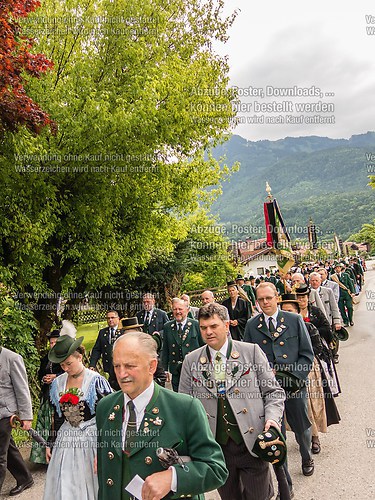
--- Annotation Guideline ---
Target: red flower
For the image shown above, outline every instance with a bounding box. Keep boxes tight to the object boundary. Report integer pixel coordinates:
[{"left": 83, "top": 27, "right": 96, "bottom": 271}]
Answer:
[
  {"left": 59, "top": 393, "right": 80, "bottom": 405},
  {"left": 303, "top": 317, "right": 310, "bottom": 323}
]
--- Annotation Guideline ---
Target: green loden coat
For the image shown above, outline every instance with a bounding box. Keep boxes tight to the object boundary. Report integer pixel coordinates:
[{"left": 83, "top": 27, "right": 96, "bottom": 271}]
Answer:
[
  {"left": 161, "top": 319, "right": 204, "bottom": 375},
  {"left": 96, "top": 384, "right": 228, "bottom": 500}
]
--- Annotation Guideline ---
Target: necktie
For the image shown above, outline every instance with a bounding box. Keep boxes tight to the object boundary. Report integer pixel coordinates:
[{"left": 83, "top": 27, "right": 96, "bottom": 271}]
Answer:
[
  {"left": 268, "top": 317, "right": 276, "bottom": 334},
  {"left": 124, "top": 400, "right": 137, "bottom": 454},
  {"left": 145, "top": 311, "right": 150, "bottom": 324},
  {"left": 109, "top": 327, "right": 114, "bottom": 344},
  {"left": 177, "top": 323, "right": 183, "bottom": 336},
  {"left": 214, "top": 352, "right": 226, "bottom": 381}
]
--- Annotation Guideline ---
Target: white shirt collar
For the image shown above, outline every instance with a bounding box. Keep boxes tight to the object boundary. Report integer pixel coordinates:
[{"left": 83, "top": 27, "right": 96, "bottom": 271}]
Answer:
[
  {"left": 176, "top": 318, "right": 187, "bottom": 329},
  {"left": 208, "top": 338, "right": 229, "bottom": 361},
  {"left": 263, "top": 310, "right": 279, "bottom": 324},
  {"left": 123, "top": 381, "right": 154, "bottom": 415}
]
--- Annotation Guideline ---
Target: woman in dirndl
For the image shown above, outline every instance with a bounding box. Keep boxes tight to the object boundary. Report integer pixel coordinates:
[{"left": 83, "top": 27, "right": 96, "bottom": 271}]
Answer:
[
  {"left": 43, "top": 321, "right": 112, "bottom": 500},
  {"left": 295, "top": 285, "right": 341, "bottom": 454}
]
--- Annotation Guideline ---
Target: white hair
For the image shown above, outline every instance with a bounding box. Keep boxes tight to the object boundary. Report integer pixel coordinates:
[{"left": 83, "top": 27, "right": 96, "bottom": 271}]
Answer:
[{"left": 113, "top": 331, "right": 157, "bottom": 359}]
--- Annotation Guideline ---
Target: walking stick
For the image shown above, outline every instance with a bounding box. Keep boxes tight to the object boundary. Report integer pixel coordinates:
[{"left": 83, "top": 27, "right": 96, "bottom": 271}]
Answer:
[{"left": 10, "top": 415, "right": 49, "bottom": 447}]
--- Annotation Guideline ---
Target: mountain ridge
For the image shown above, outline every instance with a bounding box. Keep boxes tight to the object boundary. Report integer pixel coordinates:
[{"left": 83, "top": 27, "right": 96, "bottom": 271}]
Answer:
[{"left": 211, "top": 132, "right": 375, "bottom": 240}]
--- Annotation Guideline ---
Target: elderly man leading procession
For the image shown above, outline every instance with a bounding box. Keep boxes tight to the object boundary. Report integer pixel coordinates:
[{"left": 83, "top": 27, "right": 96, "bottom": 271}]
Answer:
[{"left": 0, "top": 256, "right": 365, "bottom": 500}]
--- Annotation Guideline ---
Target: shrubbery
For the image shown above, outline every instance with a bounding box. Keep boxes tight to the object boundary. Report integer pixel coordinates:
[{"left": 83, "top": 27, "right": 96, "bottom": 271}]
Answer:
[{"left": 0, "top": 277, "right": 39, "bottom": 379}]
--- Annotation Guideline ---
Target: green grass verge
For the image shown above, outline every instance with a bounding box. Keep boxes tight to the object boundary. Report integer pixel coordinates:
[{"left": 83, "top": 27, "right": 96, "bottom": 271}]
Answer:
[{"left": 77, "top": 321, "right": 106, "bottom": 352}]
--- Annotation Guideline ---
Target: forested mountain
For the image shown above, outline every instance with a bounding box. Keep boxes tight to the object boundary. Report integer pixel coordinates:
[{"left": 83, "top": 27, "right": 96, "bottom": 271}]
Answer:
[{"left": 211, "top": 132, "right": 375, "bottom": 240}]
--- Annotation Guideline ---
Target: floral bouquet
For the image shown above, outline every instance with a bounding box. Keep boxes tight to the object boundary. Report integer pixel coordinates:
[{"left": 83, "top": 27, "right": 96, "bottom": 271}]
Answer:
[
  {"left": 59, "top": 388, "right": 84, "bottom": 427},
  {"left": 59, "top": 387, "right": 83, "bottom": 405}
]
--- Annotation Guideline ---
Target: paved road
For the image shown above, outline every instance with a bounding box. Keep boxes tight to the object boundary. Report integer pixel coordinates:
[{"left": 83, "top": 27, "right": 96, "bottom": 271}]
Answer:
[{"left": 2, "top": 263, "right": 375, "bottom": 499}]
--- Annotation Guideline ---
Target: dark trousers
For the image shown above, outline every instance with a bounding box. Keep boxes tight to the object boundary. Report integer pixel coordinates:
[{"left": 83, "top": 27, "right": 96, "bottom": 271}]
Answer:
[
  {"left": 284, "top": 391, "right": 312, "bottom": 463},
  {"left": 338, "top": 294, "right": 353, "bottom": 324},
  {"left": 172, "top": 374, "right": 180, "bottom": 392},
  {"left": 218, "top": 439, "right": 273, "bottom": 500},
  {"left": 0, "top": 417, "right": 32, "bottom": 492}
]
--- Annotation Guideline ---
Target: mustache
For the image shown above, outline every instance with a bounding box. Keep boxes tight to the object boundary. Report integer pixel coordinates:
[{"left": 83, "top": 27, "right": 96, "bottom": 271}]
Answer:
[{"left": 119, "top": 377, "right": 133, "bottom": 383}]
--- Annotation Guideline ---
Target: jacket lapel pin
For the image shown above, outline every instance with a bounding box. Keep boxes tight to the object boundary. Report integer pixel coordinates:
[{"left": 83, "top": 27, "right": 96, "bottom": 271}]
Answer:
[
  {"left": 230, "top": 363, "right": 239, "bottom": 376},
  {"left": 108, "top": 412, "right": 115, "bottom": 421}
]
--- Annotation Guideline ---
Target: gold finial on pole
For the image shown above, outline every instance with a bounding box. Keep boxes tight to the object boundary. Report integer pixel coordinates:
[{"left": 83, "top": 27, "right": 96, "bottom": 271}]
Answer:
[{"left": 266, "top": 181, "right": 273, "bottom": 201}]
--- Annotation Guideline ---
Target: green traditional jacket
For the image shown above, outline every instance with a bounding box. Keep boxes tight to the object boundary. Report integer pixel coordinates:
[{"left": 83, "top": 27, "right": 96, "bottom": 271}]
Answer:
[
  {"left": 242, "top": 284, "right": 256, "bottom": 306},
  {"left": 333, "top": 272, "right": 355, "bottom": 296},
  {"left": 96, "top": 384, "right": 228, "bottom": 500},
  {"left": 161, "top": 319, "right": 204, "bottom": 375}
]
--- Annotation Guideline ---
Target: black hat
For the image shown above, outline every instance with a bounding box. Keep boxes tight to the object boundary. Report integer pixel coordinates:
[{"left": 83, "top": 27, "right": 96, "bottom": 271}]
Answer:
[
  {"left": 252, "top": 426, "right": 287, "bottom": 466},
  {"left": 227, "top": 280, "right": 237, "bottom": 287},
  {"left": 47, "top": 329, "right": 60, "bottom": 339},
  {"left": 279, "top": 294, "right": 300, "bottom": 312},
  {"left": 295, "top": 283, "right": 310, "bottom": 295},
  {"left": 235, "top": 274, "right": 244, "bottom": 281},
  {"left": 275, "top": 370, "right": 305, "bottom": 395},
  {"left": 48, "top": 335, "right": 84, "bottom": 363},
  {"left": 119, "top": 317, "right": 162, "bottom": 351},
  {"left": 249, "top": 275, "right": 255, "bottom": 280},
  {"left": 336, "top": 326, "right": 349, "bottom": 341},
  {"left": 121, "top": 317, "right": 143, "bottom": 330}
]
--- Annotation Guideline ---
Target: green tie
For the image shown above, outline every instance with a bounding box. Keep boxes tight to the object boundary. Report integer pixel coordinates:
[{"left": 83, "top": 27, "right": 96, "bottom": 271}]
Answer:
[
  {"left": 214, "top": 352, "right": 226, "bottom": 381},
  {"left": 268, "top": 317, "right": 276, "bottom": 334},
  {"left": 124, "top": 400, "right": 137, "bottom": 455}
]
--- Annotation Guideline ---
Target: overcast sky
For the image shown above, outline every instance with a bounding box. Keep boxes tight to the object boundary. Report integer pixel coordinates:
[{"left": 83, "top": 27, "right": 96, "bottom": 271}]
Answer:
[{"left": 217, "top": 0, "right": 375, "bottom": 141}]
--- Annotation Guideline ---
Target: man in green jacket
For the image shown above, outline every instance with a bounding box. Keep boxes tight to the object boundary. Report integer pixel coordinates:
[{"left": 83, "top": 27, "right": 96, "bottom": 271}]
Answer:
[
  {"left": 96, "top": 332, "right": 228, "bottom": 500},
  {"left": 162, "top": 298, "right": 204, "bottom": 391},
  {"left": 331, "top": 262, "right": 356, "bottom": 326}
]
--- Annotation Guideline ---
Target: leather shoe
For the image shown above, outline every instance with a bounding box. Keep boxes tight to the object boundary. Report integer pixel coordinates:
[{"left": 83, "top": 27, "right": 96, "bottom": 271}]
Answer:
[
  {"left": 9, "top": 479, "right": 34, "bottom": 496},
  {"left": 350, "top": 321, "right": 354, "bottom": 326},
  {"left": 311, "top": 441, "right": 321, "bottom": 454},
  {"left": 302, "top": 459, "right": 314, "bottom": 476}
]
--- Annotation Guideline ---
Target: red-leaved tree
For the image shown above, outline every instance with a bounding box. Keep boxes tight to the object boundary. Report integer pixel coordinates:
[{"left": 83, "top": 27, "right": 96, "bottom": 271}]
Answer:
[{"left": 0, "top": 0, "right": 55, "bottom": 134}]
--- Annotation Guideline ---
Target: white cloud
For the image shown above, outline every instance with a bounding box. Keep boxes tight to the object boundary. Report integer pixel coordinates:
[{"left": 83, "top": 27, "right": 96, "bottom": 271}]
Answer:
[{"left": 216, "top": 0, "right": 375, "bottom": 140}]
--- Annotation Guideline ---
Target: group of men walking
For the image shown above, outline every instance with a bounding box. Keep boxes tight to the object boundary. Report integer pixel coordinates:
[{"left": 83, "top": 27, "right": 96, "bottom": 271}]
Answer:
[{"left": 1, "top": 256, "right": 364, "bottom": 499}]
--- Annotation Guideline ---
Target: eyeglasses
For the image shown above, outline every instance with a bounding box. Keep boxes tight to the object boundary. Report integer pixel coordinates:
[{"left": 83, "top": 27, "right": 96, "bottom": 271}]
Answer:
[{"left": 257, "top": 296, "right": 277, "bottom": 303}]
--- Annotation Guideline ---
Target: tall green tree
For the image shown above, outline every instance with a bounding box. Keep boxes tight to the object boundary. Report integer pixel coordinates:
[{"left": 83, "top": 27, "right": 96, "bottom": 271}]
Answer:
[
  {"left": 350, "top": 221, "right": 375, "bottom": 255},
  {"left": 0, "top": 0, "right": 237, "bottom": 336}
]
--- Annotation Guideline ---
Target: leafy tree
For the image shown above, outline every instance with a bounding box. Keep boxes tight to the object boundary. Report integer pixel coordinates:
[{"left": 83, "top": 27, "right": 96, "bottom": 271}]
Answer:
[
  {"left": 350, "top": 177, "right": 375, "bottom": 254},
  {"left": 0, "top": 0, "right": 54, "bottom": 134},
  {"left": 0, "top": 0, "right": 237, "bottom": 337},
  {"left": 0, "top": 279, "right": 39, "bottom": 377},
  {"left": 116, "top": 208, "right": 236, "bottom": 311},
  {"left": 350, "top": 221, "right": 375, "bottom": 255}
]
